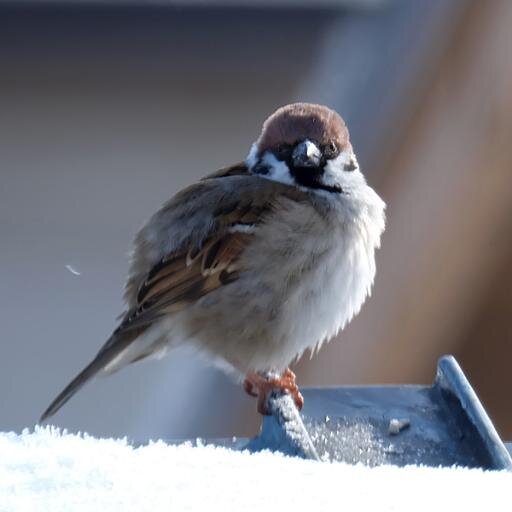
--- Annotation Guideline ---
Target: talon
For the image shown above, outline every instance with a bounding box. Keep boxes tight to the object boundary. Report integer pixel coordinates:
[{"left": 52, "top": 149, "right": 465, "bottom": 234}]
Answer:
[
  {"left": 243, "top": 378, "right": 258, "bottom": 397},
  {"left": 292, "top": 388, "right": 304, "bottom": 410},
  {"left": 257, "top": 391, "right": 271, "bottom": 415},
  {"left": 243, "top": 368, "right": 303, "bottom": 415}
]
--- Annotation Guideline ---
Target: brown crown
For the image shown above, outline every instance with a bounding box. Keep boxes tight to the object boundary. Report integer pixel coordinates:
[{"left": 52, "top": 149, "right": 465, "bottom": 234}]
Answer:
[{"left": 257, "top": 103, "right": 351, "bottom": 154}]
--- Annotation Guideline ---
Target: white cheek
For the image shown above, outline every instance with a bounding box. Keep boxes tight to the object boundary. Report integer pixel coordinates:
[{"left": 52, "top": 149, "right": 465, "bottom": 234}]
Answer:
[
  {"left": 245, "top": 143, "right": 259, "bottom": 169},
  {"left": 322, "top": 150, "right": 359, "bottom": 187},
  {"left": 264, "top": 153, "right": 295, "bottom": 185},
  {"left": 249, "top": 150, "right": 295, "bottom": 187}
]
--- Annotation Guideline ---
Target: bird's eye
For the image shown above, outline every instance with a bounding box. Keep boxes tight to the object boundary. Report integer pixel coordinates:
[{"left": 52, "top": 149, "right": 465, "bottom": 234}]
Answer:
[
  {"left": 324, "top": 142, "right": 338, "bottom": 159},
  {"left": 275, "top": 144, "right": 292, "bottom": 160}
]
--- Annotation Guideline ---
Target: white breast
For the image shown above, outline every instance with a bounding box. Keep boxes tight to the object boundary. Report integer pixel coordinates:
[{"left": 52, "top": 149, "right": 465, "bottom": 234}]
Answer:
[
  {"left": 249, "top": 185, "right": 386, "bottom": 371},
  {"left": 278, "top": 227, "right": 376, "bottom": 366}
]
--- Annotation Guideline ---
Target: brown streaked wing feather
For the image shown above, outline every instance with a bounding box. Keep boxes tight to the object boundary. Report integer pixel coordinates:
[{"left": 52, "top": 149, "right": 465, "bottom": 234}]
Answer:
[
  {"left": 138, "top": 231, "right": 251, "bottom": 310},
  {"left": 116, "top": 230, "right": 257, "bottom": 334}
]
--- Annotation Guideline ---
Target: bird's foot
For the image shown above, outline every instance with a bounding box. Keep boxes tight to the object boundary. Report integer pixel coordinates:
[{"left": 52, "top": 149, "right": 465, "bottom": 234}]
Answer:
[{"left": 243, "top": 368, "right": 304, "bottom": 415}]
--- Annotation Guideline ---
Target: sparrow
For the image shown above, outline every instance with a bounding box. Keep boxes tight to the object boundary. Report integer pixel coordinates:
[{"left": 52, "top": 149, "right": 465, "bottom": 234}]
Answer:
[{"left": 40, "top": 102, "right": 386, "bottom": 422}]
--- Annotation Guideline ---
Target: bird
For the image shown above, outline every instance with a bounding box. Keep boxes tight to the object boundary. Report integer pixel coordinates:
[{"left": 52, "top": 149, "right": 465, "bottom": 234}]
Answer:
[{"left": 40, "top": 102, "right": 386, "bottom": 422}]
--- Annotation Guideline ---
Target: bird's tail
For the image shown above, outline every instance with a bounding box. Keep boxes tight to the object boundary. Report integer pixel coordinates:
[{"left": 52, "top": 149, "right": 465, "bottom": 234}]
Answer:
[{"left": 39, "top": 330, "right": 139, "bottom": 423}]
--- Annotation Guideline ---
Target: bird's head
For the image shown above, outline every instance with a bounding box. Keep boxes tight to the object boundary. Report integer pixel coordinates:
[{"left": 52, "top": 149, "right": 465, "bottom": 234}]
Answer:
[{"left": 246, "top": 103, "right": 360, "bottom": 194}]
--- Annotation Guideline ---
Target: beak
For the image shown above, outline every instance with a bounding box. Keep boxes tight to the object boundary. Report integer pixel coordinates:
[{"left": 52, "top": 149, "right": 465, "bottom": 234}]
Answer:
[{"left": 292, "top": 140, "right": 321, "bottom": 168}]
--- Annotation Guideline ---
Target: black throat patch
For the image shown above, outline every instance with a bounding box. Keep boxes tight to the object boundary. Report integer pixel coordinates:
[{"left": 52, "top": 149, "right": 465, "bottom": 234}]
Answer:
[{"left": 289, "top": 165, "right": 343, "bottom": 194}]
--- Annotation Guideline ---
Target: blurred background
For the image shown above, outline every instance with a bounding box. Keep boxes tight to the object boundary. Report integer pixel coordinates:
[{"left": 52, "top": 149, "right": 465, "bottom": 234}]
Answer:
[{"left": 1, "top": 0, "right": 511, "bottom": 442}]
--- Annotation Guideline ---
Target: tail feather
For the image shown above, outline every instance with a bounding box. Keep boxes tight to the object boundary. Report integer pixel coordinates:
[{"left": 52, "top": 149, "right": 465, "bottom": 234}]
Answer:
[
  {"left": 39, "top": 330, "right": 141, "bottom": 423},
  {"left": 39, "top": 357, "right": 106, "bottom": 423}
]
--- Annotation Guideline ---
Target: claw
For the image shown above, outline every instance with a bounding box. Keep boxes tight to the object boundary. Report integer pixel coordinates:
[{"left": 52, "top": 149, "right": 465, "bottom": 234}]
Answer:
[
  {"left": 243, "top": 378, "right": 258, "bottom": 397},
  {"left": 243, "top": 368, "right": 304, "bottom": 415}
]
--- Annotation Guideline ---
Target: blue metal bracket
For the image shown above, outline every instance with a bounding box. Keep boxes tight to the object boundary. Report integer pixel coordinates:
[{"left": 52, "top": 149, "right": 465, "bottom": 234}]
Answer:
[{"left": 241, "top": 355, "right": 512, "bottom": 470}]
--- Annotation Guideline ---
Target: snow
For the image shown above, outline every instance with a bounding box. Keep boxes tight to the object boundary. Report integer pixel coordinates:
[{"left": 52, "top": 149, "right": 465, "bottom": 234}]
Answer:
[{"left": 0, "top": 428, "right": 510, "bottom": 512}]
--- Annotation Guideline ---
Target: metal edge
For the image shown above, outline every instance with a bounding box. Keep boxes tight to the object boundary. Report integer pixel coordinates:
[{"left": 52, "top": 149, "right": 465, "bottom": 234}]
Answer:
[{"left": 435, "top": 354, "right": 512, "bottom": 470}]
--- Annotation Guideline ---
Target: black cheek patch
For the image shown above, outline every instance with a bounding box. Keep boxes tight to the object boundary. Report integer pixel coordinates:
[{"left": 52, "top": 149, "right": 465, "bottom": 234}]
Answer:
[{"left": 253, "top": 163, "right": 270, "bottom": 175}]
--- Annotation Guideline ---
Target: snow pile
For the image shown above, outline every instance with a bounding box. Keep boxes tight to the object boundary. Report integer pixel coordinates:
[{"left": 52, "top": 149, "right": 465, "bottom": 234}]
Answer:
[{"left": 0, "top": 428, "right": 510, "bottom": 512}]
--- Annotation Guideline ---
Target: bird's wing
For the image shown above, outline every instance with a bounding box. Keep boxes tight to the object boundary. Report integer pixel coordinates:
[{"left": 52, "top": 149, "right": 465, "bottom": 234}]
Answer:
[
  {"left": 40, "top": 163, "right": 306, "bottom": 422},
  {"left": 117, "top": 226, "right": 253, "bottom": 333}
]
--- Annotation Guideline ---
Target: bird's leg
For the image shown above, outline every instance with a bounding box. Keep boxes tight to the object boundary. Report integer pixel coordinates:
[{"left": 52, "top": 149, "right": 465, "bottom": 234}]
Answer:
[{"left": 243, "top": 368, "right": 304, "bottom": 415}]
